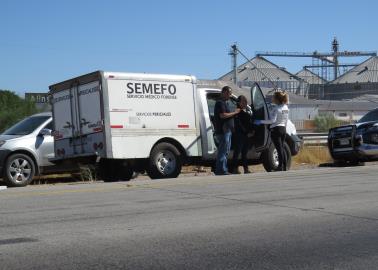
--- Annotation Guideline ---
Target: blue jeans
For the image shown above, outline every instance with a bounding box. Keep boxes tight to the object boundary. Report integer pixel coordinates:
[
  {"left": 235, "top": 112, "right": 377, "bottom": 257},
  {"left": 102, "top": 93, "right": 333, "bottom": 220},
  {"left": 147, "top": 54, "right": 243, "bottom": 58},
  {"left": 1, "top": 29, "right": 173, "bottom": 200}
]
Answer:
[{"left": 215, "top": 131, "right": 232, "bottom": 175}]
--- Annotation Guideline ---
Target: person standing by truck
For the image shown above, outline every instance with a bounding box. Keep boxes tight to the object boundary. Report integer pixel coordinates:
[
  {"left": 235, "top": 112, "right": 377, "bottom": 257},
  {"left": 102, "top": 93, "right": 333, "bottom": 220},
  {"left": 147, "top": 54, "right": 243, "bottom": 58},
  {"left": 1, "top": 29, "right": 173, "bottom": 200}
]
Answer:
[
  {"left": 255, "top": 90, "right": 289, "bottom": 171},
  {"left": 214, "top": 86, "right": 241, "bottom": 175},
  {"left": 231, "top": 95, "right": 253, "bottom": 174}
]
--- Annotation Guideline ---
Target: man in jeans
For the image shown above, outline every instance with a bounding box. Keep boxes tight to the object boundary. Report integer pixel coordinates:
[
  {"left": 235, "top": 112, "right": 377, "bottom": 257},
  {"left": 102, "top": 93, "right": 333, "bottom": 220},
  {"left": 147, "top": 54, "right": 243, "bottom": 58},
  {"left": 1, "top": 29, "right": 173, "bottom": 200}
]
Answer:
[{"left": 214, "top": 86, "right": 240, "bottom": 175}]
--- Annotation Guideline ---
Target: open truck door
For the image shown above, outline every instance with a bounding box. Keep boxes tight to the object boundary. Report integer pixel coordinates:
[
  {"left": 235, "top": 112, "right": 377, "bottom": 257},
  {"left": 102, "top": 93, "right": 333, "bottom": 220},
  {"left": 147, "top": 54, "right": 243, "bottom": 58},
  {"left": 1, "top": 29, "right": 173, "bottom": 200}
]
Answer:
[{"left": 250, "top": 83, "right": 270, "bottom": 151}]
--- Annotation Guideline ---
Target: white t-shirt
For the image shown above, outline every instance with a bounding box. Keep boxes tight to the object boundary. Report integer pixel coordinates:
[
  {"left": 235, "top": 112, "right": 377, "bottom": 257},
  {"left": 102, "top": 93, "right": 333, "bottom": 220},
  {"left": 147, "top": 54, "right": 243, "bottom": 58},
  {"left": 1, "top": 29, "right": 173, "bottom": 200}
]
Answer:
[{"left": 261, "top": 104, "right": 289, "bottom": 128}]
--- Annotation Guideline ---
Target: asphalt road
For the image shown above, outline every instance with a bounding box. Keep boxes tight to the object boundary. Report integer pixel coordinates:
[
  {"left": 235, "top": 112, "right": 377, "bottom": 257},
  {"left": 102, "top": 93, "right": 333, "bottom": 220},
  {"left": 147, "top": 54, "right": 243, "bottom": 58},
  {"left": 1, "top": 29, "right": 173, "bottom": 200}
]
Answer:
[{"left": 0, "top": 166, "right": 378, "bottom": 270}]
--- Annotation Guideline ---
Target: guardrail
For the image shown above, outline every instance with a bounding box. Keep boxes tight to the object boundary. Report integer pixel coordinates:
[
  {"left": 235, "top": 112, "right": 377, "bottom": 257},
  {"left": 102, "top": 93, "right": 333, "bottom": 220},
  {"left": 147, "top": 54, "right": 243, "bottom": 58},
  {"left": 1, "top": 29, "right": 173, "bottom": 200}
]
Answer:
[{"left": 297, "top": 133, "right": 328, "bottom": 145}]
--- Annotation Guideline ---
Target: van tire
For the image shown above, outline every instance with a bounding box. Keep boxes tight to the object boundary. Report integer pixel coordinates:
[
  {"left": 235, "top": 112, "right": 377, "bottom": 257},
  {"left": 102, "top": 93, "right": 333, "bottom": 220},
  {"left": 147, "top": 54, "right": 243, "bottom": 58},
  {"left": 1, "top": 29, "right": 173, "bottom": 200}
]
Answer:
[
  {"left": 3, "top": 153, "right": 36, "bottom": 187},
  {"left": 262, "top": 142, "right": 292, "bottom": 172},
  {"left": 147, "top": 143, "right": 182, "bottom": 179}
]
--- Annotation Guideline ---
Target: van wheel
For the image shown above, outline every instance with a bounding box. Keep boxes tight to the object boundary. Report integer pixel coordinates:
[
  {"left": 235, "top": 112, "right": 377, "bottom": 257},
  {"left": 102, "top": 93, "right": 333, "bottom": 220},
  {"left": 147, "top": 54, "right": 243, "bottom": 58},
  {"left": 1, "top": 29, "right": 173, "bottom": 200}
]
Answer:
[
  {"left": 99, "top": 160, "right": 133, "bottom": 182},
  {"left": 262, "top": 142, "right": 292, "bottom": 172},
  {"left": 3, "top": 153, "right": 36, "bottom": 187},
  {"left": 147, "top": 143, "right": 182, "bottom": 179}
]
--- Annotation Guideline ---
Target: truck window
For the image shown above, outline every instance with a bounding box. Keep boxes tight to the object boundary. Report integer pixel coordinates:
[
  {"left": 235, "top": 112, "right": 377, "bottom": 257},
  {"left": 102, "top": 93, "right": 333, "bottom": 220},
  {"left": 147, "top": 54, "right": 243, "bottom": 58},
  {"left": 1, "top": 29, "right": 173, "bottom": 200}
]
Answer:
[
  {"left": 358, "top": 109, "right": 378, "bottom": 123},
  {"left": 206, "top": 93, "right": 237, "bottom": 121},
  {"left": 252, "top": 88, "right": 265, "bottom": 111}
]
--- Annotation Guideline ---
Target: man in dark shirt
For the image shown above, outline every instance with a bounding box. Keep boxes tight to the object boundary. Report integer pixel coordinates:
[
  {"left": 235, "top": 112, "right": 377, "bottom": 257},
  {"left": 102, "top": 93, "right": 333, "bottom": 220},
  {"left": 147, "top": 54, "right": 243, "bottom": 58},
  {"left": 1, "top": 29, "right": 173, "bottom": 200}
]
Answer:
[{"left": 214, "top": 86, "right": 240, "bottom": 175}]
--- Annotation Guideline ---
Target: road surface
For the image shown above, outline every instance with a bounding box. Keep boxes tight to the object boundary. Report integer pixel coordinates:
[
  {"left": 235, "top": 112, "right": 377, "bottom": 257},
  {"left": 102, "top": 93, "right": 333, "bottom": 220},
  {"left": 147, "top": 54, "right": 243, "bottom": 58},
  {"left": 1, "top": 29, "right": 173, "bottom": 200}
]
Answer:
[{"left": 1, "top": 166, "right": 378, "bottom": 269}]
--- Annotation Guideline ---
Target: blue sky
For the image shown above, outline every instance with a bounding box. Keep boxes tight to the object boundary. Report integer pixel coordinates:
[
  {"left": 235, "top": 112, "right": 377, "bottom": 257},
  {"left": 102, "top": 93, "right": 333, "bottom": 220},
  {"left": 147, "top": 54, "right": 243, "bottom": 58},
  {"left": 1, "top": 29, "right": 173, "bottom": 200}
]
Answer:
[{"left": 1, "top": 0, "right": 378, "bottom": 94}]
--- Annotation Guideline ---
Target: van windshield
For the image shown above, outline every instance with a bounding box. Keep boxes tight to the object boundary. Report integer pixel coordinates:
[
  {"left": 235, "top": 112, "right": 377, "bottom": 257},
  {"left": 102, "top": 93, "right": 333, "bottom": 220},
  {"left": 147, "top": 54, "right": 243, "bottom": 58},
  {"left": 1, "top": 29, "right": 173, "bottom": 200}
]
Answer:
[{"left": 2, "top": 116, "right": 51, "bottom": 136}]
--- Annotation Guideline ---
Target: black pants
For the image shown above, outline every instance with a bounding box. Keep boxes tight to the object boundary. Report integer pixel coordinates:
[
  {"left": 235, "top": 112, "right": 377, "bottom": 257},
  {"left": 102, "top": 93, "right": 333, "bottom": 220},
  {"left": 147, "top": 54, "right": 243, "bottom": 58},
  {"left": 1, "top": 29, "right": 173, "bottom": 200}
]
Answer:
[
  {"left": 232, "top": 132, "right": 249, "bottom": 169},
  {"left": 271, "top": 126, "right": 287, "bottom": 171}
]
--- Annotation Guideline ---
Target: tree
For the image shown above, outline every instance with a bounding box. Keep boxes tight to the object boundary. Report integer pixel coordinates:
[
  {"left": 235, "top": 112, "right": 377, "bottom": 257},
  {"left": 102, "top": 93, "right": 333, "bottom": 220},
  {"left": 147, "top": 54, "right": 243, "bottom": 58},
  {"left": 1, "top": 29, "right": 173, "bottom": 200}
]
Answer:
[{"left": 0, "top": 90, "right": 40, "bottom": 133}]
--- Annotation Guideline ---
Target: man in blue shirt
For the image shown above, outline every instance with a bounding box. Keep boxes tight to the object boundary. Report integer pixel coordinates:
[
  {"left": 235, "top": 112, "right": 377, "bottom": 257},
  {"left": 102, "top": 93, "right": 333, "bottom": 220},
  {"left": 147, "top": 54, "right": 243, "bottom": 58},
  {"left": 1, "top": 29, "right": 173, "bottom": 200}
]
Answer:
[{"left": 214, "top": 86, "right": 240, "bottom": 175}]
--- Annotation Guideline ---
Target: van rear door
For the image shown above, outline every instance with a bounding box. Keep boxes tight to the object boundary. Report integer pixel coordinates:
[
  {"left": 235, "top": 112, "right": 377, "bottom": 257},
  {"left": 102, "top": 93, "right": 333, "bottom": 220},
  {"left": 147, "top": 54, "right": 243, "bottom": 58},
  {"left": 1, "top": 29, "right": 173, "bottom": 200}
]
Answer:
[
  {"left": 77, "top": 81, "right": 102, "bottom": 135},
  {"left": 51, "top": 72, "right": 105, "bottom": 159},
  {"left": 52, "top": 89, "right": 74, "bottom": 140}
]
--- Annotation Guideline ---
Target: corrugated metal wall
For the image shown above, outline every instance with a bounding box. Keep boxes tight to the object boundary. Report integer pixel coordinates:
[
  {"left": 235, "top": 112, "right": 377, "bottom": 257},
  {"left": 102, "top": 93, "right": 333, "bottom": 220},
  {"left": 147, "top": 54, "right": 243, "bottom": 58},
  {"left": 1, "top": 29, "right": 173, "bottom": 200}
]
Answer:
[{"left": 323, "top": 83, "right": 378, "bottom": 100}]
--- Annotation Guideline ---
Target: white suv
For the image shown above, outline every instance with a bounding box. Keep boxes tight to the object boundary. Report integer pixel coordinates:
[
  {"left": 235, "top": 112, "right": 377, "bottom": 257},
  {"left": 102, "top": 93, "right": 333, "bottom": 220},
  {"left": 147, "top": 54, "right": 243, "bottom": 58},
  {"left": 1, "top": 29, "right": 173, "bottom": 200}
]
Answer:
[{"left": 0, "top": 112, "right": 77, "bottom": 187}]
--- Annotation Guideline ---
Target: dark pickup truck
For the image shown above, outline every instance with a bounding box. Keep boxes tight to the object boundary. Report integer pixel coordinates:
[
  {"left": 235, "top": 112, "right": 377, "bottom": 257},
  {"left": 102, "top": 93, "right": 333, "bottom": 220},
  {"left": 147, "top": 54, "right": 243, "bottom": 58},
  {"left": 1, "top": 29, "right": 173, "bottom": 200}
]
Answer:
[{"left": 328, "top": 108, "right": 378, "bottom": 165}]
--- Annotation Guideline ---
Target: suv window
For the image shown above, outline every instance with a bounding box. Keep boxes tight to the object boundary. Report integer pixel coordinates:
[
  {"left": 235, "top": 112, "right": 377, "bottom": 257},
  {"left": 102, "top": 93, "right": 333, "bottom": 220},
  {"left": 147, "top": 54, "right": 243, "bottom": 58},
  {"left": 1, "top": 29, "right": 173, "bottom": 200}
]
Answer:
[
  {"left": 358, "top": 109, "right": 378, "bottom": 123},
  {"left": 3, "top": 116, "right": 51, "bottom": 136}
]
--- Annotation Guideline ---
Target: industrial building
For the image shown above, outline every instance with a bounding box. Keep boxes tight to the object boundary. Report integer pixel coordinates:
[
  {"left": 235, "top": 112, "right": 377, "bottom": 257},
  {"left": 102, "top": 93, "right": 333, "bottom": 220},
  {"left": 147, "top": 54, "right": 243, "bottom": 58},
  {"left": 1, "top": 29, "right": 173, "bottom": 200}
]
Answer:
[
  {"left": 222, "top": 39, "right": 378, "bottom": 100},
  {"left": 296, "top": 68, "right": 327, "bottom": 99},
  {"left": 219, "top": 56, "right": 307, "bottom": 95},
  {"left": 324, "top": 56, "right": 378, "bottom": 100},
  {"left": 218, "top": 40, "right": 378, "bottom": 129}
]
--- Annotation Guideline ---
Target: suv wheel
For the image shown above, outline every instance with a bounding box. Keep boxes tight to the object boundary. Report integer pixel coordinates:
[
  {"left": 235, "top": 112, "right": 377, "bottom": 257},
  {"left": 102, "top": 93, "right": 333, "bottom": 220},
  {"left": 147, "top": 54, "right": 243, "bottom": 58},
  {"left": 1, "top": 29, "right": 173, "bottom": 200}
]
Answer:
[
  {"left": 262, "top": 142, "right": 292, "bottom": 172},
  {"left": 3, "top": 153, "right": 36, "bottom": 187}
]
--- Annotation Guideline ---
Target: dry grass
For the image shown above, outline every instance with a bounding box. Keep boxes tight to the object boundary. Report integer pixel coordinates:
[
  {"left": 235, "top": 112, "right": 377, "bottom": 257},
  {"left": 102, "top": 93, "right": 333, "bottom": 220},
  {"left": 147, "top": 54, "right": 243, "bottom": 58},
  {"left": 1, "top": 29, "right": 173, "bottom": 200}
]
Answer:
[{"left": 293, "top": 146, "right": 332, "bottom": 165}]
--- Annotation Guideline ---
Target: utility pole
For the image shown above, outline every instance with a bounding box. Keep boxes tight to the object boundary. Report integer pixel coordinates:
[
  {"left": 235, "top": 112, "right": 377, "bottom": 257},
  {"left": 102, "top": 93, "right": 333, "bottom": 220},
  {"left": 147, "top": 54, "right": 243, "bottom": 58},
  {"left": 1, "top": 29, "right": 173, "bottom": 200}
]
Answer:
[
  {"left": 332, "top": 37, "right": 339, "bottom": 80},
  {"left": 229, "top": 44, "right": 238, "bottom": 85}
]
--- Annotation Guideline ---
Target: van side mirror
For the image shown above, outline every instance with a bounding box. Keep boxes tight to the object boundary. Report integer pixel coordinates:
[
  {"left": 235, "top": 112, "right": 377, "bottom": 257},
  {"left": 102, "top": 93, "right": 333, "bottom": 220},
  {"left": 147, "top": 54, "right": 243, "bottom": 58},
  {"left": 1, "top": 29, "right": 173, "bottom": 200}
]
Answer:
[{"left": 39, "top": 128, "right": 52, "bottom": 137}]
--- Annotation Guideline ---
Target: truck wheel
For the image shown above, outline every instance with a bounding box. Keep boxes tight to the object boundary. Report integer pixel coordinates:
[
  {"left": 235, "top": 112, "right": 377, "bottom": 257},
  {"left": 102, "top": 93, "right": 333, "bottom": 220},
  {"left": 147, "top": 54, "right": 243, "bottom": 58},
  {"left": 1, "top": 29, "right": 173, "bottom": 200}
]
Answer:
[
  {"left": 3, "top": 153, "right": 36, "bottom": 187},
  {"left": 262, "top": 142, "right": 292, "bottom": 172},
  {"left": 99, "top": 160, "right": 134, "bottom": 182},
  {"left": 147, "top": 143, "right": 182, "bottom": 179}
]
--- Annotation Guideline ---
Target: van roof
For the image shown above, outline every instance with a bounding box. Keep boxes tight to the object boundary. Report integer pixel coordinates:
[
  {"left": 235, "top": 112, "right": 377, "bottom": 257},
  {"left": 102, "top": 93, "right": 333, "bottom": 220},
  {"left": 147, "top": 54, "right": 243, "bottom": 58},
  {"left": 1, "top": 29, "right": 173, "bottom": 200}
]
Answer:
[
  {"left": 49, "top": 71, "right": 196, "bottom": 93},
  {"left": 103, "top": 72, "right": 196, "bottom": 82}
]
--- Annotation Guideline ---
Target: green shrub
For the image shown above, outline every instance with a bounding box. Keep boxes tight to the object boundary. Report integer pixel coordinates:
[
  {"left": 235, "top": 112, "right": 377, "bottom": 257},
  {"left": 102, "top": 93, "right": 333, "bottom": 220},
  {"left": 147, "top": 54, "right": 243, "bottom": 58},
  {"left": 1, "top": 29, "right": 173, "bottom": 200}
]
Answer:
[
  {"left": 314, "top": 114, "right": 341, "bottom": 132},
  {"left": 0, "top": 90, "right": 40, "bottom": 133}
]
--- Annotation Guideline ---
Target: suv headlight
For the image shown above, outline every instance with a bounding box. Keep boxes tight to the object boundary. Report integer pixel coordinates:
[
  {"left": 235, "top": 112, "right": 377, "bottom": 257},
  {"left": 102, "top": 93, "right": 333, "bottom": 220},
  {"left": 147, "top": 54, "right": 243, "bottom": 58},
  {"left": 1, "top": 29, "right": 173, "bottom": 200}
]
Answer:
[{"left": 0, "top": 140, "right": 6, "bottom": 147}]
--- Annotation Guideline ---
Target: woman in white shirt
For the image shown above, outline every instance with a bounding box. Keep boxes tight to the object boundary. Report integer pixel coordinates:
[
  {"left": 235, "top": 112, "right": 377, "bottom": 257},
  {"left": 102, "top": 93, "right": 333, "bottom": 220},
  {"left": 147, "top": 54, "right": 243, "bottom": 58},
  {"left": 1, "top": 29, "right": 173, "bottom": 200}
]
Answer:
[{"left": 255, "top": 91, "right": 289, "bottom": 171}]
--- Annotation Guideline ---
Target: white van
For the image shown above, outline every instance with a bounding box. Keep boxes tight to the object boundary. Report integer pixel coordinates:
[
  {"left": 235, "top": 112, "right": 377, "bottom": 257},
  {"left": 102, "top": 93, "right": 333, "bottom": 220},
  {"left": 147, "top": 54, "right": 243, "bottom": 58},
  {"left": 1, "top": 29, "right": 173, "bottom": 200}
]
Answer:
[{"left": 49, "top": 71, "right": 301, "bottom": 181}]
